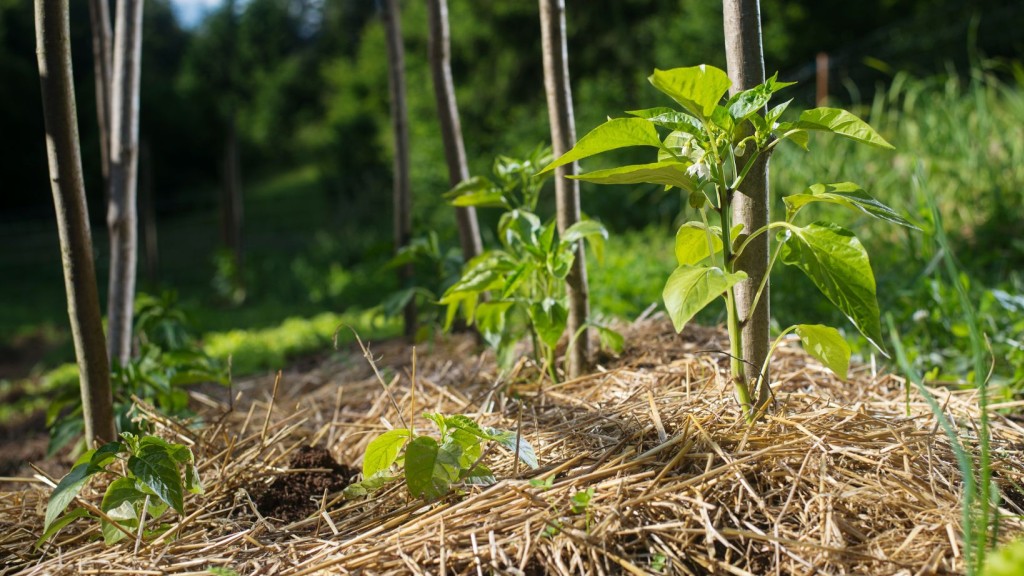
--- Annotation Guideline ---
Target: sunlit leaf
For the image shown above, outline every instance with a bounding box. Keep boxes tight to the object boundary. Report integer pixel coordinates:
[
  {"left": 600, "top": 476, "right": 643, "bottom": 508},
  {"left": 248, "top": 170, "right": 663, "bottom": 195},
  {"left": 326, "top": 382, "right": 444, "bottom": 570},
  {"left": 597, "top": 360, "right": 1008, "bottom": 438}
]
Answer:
[
  {"left": 662, "top": 265, "right": 746, "bottom": 333},
  {"left": 486, "top": 428, "right": 539, "bottom": 470},
  {"left": 783, "top": 182, "right": 919, "bottom": 229},
  {"left": 44, "top": 442, "right": 121, "bottom": 531},
  {"left": 405, "top": 436, "right": 461, "bottom": 500},
  {"left": 779, "top": 223, "right": 886, "bottom": 352},
  {"left": 793, "top": 324, "right": 851, "bottom": 380},
  {"left": 540, "top": 118, "right": 663, "bottom": 174},
  {"left": 362, "top": 428, "right": 412, "bottom": 478},
  {"left": 648, "top": 65, "right": 732, "bottom": 120},
  {"left": 571, "top": 160, "right": 699, "bottom": 192},
  {"left": 674, "top": 222, "right": 723, "bottom": 266},
  {"left": 128, "top": 443, "right": 186, "bottom": 514},
  {"left": 796, "top": 107, "right": 894, "bottom": 149},
  {"left": 528, "top": 299, "right": 569, "bottom": 349}
]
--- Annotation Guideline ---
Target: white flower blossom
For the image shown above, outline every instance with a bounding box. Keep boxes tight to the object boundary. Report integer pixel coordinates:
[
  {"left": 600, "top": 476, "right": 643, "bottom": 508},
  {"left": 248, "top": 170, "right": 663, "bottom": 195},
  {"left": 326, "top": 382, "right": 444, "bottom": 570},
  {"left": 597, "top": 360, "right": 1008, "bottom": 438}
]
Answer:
[{"left": 686, "top": 161, "right": 710, "bottom": 180}]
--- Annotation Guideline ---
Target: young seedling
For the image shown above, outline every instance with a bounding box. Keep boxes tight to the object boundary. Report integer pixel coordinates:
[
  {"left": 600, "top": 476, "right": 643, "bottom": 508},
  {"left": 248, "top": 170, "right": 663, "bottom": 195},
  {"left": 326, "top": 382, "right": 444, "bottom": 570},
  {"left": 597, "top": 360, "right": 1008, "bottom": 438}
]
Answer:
[
  {"left": 344, "top": 412, "right": 538, "bottom": 501},
  {"left": 542, "top": 64, "right": 918, "bottom": 418},
  {"left": 342, "top": 331, "right": 538, "bottom": 501},
  {"left": 441, "top": 148, "right": 620, "bottom": 383},
  {"left": 39, "top": 433, "right": 202, "bottom": 546}
]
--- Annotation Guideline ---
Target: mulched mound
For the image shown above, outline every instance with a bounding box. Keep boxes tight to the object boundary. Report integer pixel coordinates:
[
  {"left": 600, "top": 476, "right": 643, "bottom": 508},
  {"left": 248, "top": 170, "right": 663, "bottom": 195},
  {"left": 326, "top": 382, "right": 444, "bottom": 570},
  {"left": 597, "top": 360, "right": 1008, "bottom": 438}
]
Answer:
[
  {"left": 2, "top": 318, "right": 1023, "bottom": 575},
  {"left": 249, "top": 446, "right": 356, "bottom": 523}
]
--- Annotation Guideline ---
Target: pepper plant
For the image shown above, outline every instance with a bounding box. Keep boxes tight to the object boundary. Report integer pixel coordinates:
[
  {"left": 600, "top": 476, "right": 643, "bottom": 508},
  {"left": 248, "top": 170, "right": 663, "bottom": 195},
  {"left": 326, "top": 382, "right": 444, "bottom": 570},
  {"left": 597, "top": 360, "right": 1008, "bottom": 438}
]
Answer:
[
  {"left": 541, "top": 64, "right": 917, "bottom": 418},
  {"left": 344, "top": 412, "right": 537, "bottom": 501},
  {"left": 40, "top": 433, "right": 202, "bottom": 546},
  {"left": 439, "top": 148, "right": 616, "bottom": 382}
]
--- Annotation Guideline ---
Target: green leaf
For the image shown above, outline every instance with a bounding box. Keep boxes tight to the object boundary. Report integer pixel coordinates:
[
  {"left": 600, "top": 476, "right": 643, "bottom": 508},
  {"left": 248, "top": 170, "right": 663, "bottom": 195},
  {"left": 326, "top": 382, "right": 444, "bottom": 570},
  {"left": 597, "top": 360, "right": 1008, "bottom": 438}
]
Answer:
[
  {"left": 206, "top": 568, "right": 242, "bottom": 576},
  {"left": 726, "top": 84, "right": 773, "bottom": 121},
  {"left": 446, "top": 429, "right": 483, "bottom": 469},
  {"left": 626, "top": 107, "right": 705, "bottom": 138},
  {"left": 487, "top": 428, "right": 539, "bottom": 469},
  {"left": 662, "top": 265, "right": 747, "bottom": 333},
  {"left": 343, "top": 471, "right": 398, "bottom": 499},
  {"left": 781, "top": 128, "right": 810, "bottom": 151},
  {"left": 563, "top": 220, "right": 607, "bottom": 263},
  {"left": 476, "top": 300, "right": 515, "bottom": 344},
  {"left": 450, "top": 190, "right": 507, "bottom": 208},
  {"left": 128, "top": 443, "right": 186, "bottom": 514},
  {"left": 528, "top": 299, "right": 569, "bottom": 349},
  {"left": 595, "top": 325, "right": 625, "bottom": 354},
  {"left": 795, "top": 107, "right": 895, "bottom": 149},
  {"left": 778, "top": 223, "right": 885, "bottom": 352},
  {"left": 570, "top": 487, "right": 595, "bottom": 513},
  {"left": 766, "top": 98, "right": 792, "bottom": 125},
  {"left": 362, "top": 428, "right": 412, "bottom": 478},
  {"left": 793, "top": 324, "right": 851, "bottom": 380},
  {"left": 405, "top": 436, "right": 461, "bottom": 500},
  {"left": 562, "top": 220, "right": 608, "bottom": 246},
  {"left": 443, "top": 175, "right": 493, "bottom": 200},
  {"left": 648, "top": 65, "right": 732, "bottom": 120},
  {"left": 102, "top": 477, "right": 146, "bottom": 514},
  {"left": 783, "top": 182, "right": 920, "bottom": 229},
  {"left": 45, "top": 453, "right": 110, "bottom": 532},
  {"left": 441, "top": 257, "right": 503, "bottom": 299},
  {"left": 35, "top": 507, "right": 93, "bottom": 548},
  {"left": 539, "top": 118, "right": 663, "bottom": 174},
  {"left": 185, "top": 464, "right": 203, "bottom": 495},
  {"left": 101, "top": 499, "right": 138, "bottom": 545},
  {"left": 462, "top": 465, "right": 497, "bottom": 486},
  {"left": 571, "top": 160, "right": 699, "bottom": 192},
  {"left": 674, "top": 222, "right": 723, "bottom": 266},
  {"left": 443, "top": 414, "right": 491, "bottom": 440}
]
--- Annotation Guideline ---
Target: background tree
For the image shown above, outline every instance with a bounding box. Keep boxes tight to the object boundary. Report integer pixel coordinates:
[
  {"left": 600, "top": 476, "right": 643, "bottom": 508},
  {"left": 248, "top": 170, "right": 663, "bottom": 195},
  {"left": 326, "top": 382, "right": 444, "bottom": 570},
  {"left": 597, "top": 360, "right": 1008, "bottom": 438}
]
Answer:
[
  {"left": 723, "top": 0, "right": 770, "bottom": 408},
  {"left": 87, "top": 0, "right": 112, "bottom": 192},
  {"left": 106, "top": 0, "right": 144, "bottom": 365},
  {"left": 382, "top": 0, "right": 415, "bottom": 339},
  {"left": 34, "top": 0, "right": 115, "bottom": 446},
  {"left": 427, "top": 0, "right": 481, "bottom": 262},
  {"left": 539, "top": 0, "right": 588, "bottom": 378}
]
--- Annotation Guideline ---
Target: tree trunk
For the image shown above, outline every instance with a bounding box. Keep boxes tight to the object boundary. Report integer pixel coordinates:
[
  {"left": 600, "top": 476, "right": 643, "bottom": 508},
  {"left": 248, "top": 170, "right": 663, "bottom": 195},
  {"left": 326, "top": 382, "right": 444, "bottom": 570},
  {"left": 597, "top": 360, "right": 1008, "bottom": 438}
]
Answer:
[
  {"left": 106, "top": 0, "right": 144, "bottom": 367},
  {"left": 35, "top": 0, "right": 116, "bottom": 447},
  {"left": 87, "top": 0, "right": 112, "bottom": 191},
  {"left": 382, "top": 0, "right": 415, "bottom": 339},
  {"left": 539, "top": 0, "right": 588, "bottom": 378},
  {"left": 723, "top": 0, "right": 770, "bottom": 408},
  {"left": 221, "top": 115, "right": 244, "bottom": 273},
  {"left": 140, "top": 138, "right": 158, "bottom": 284},
  {"left": 426, "top": 0, "right": 482, "bottom": 262}
]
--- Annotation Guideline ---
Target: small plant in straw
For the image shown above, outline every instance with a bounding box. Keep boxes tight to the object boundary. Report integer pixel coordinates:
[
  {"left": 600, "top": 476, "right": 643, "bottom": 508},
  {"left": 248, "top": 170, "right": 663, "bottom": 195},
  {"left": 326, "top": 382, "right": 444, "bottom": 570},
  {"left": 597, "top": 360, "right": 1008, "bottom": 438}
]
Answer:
[
  {"left": 344, "top": 332, "right": 537, "bottom": 501},
  {"left": 39, "top": 433, "right": 202, "bottom": 546},
  {"left": 541, "top": 64, "right": 918, "bottom": 418}
]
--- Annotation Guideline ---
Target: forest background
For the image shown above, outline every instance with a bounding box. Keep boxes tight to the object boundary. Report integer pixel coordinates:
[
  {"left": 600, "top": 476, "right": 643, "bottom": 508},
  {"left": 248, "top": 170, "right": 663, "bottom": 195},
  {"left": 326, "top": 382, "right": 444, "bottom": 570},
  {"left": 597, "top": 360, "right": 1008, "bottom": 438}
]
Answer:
[{"left": 1, "top": 0, "right": 1023, "bottom": 394}]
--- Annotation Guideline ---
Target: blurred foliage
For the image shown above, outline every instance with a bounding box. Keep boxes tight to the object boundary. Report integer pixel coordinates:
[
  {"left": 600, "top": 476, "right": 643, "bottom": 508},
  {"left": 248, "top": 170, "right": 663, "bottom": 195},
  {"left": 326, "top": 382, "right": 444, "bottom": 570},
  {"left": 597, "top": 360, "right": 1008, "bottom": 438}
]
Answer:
[
  {"left": 46, "top": 292, "right": 228, "bottom": 455},
  {"left": 0, "top": 0, "right": 1022, "bottom": 398}
]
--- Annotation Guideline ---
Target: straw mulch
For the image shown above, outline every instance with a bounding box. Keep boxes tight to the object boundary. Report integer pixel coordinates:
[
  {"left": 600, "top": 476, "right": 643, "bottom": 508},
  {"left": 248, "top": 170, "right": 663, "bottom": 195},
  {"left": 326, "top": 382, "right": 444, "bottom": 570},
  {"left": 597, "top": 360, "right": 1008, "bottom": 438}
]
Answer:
[{"left": 3, "top": 319, "right": 1023, "bottom": 575}]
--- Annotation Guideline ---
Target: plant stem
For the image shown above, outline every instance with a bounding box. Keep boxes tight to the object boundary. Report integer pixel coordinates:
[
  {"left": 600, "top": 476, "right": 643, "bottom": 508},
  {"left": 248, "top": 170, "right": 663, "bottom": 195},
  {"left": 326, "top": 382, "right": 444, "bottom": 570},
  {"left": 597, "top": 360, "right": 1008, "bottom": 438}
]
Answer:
[{"left": 719, "top": 189, "right": 751, "bottom": 419}]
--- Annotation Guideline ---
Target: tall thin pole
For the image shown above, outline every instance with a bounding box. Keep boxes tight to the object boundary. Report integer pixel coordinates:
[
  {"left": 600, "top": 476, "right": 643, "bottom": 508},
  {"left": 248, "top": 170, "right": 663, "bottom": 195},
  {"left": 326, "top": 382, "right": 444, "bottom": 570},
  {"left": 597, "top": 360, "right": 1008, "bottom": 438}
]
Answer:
[
  {"left": 723, "top": 0, "right": 770, "bottom": 408},
  {"left": 35, "top": 0, "right": 116, "bottom": 447},
  {"left": 427, "top": 0, "right": 482, "bottom": 262},
  {"left": 106, "top": 0, "right": 144, "bottom": 365},
  {"left": 539, "top": 0, "right": 589, "bottom": 378},
  {"left": 382, "top": 0, "right": 415, "bottom": 338}
]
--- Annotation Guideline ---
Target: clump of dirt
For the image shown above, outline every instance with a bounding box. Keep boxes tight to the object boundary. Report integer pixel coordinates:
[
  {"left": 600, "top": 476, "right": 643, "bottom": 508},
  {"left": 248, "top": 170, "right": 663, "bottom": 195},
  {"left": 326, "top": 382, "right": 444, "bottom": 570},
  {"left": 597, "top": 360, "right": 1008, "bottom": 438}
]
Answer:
[{"left": 250, "top": 446, "right": 355, "bottom": 522}]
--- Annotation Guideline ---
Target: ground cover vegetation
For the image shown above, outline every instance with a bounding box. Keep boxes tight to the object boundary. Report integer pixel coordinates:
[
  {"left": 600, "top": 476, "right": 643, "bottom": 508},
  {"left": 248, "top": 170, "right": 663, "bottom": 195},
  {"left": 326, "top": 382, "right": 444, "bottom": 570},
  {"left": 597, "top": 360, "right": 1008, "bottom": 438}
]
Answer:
[{"left": 2, "top": 0, "right": 1024, "bottom": 573}]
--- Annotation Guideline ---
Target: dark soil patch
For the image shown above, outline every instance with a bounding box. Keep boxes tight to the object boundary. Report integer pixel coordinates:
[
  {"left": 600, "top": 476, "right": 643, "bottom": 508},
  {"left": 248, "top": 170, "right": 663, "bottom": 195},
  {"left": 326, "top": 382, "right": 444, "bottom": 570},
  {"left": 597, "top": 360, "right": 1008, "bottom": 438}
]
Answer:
[
  {"left": 0, "top": 409, "right": 68, "bottom": 488},
  {"left": 250, "top": 446, "right": 355, "bottom": 522}
]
